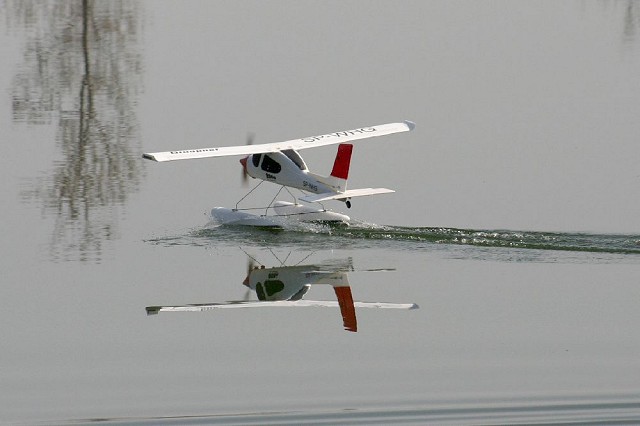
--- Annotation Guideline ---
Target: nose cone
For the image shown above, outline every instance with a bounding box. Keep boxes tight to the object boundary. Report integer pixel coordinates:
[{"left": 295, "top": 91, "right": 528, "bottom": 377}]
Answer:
[{"left": 239, "top": 156, "right": 248, "bottom": 171}]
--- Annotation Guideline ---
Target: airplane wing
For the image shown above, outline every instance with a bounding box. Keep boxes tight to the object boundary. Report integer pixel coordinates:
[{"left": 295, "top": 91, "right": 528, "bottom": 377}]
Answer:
[
  {"left": 143, "top": 120, "right": 415, "bottom": 162},
  {"left": 299, "top": 188, "right": 395, "bottom": 203}
]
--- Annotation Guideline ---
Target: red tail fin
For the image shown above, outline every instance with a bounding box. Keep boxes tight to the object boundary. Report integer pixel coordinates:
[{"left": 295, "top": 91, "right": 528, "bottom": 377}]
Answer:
[
  {"left": 330, "top": 144, "right": 353, "bottom": 180},
  {"left": 334, "top": 286, "right": 357, "bottom": 332}
]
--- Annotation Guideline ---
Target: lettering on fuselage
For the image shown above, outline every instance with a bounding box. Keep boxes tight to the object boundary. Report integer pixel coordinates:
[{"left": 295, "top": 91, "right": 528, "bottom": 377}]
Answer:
[
  {"left": 303, "top": 181, "right": 318, "bottom": 192},
  {"left": 300, "top": 127, "right": 377, "bottom": 143},
  {"left": 266, "top": 173, "right": 276, "bottom": 180}
]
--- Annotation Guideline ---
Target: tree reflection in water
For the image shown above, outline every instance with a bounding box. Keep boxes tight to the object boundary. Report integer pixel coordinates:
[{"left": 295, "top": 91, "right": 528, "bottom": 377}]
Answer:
[
  {"left": 9, "top": 0, "right": 143, "bottom": 262},
  {"left": 622, "top": 1, "right": 640, "bottom": 44}
]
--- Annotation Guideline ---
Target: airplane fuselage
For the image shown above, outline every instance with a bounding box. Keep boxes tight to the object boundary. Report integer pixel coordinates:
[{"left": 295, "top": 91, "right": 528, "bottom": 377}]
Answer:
[{"left": 242, "top": 150, "right": 339, "bottom": 195}]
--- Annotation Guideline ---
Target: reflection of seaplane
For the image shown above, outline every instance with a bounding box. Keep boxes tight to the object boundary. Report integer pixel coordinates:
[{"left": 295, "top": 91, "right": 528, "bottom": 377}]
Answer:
[
  {"left": 143, "top": 121, "right": 415, "bottom": 226},
  {"left": 146, "top": 258, "right": 418, "bottom": 332}
]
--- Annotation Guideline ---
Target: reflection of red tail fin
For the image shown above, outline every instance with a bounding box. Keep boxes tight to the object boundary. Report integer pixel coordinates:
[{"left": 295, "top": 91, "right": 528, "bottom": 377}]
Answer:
[
  {"left": 333, "top": 286, "right": 357, "bottom": 332},
  {"left": 330, "top": 144, "right": 353, "bottom": 180}
]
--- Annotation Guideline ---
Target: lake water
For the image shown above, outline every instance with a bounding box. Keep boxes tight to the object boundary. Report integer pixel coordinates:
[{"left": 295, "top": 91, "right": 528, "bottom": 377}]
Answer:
[{"left": 1, "top": 1, "right": 640, "bottom": 424}]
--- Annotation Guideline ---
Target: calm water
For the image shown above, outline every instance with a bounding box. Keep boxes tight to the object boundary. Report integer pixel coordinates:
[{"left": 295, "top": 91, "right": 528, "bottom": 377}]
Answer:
[{"left": 2, "top": 1, "right": 640, "bottom": 424}]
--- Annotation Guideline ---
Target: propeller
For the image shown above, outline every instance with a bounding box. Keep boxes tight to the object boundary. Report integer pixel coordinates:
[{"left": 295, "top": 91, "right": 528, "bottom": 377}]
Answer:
[
  {"left": 241, "top": 132, "right": 255, "bottom": 186},
  {"left": 242, "top": 262, "right": 252, "bottom": 300},
  {"left": 242, "top": 256, "right": 255, "bottom": 288}
]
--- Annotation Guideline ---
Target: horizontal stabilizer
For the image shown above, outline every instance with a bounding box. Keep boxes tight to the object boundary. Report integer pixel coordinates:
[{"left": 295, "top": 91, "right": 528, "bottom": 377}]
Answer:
[
  {"left": 299, "top": 188, "right": 395, "bottom": 203},
  {"left": 143, "top": 120, "right": 414, "bottom": 162}
]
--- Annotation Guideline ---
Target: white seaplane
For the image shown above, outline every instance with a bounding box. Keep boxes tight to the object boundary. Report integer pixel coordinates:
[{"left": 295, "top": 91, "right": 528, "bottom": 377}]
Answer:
[
  {"left": 146, "top": 257, "right": 418, "bottom": 332},
  {"left": 143, "top": 120, "right": 415, "bottom": 226}
]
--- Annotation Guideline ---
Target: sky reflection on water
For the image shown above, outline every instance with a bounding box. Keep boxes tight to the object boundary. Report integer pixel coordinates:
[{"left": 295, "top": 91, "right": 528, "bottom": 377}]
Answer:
[{"left": 2, "top": 1, "right": 640, "bottom": 424}]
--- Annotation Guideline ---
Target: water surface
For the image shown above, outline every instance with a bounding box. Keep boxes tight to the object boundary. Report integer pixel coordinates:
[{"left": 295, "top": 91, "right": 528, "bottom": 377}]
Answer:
[{"left": 1, "top": 1, "right": 640, "bottom": 424}]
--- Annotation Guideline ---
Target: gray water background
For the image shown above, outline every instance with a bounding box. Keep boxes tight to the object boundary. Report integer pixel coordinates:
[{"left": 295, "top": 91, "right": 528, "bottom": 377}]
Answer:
[{"left": 1, "top": 1, "right": 640, "bottom": 424}]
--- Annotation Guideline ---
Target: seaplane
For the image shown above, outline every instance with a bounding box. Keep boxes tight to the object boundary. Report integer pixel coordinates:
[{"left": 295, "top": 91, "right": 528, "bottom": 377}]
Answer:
[
  {"left": 146, "top": 257, "right": 418, "bottom": 332},
  {"left": 143, "top": 120, "right": 415, "bottom": 225}
]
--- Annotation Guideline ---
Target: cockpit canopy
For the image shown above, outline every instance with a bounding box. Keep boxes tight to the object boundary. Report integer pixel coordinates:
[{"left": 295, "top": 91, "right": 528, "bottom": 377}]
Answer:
[
  {"left": 281, "top": 149, "right": 307, "bottom": 171},
  {"left": 251, "top": 150, "right": 307, "bottom": 175}
]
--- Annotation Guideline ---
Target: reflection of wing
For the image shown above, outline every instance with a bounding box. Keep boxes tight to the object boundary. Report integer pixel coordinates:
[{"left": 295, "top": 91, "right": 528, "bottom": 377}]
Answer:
[
  {"left": 143, "top": 121, "right": 414, "bottom": 162},
  {"left": 146, "top": 301, "right": 418, "bottom": 313}
]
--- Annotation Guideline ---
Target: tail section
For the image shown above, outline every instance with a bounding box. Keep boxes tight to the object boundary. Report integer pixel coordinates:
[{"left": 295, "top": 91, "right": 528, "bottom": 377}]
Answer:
[{"left": 311, "top": 143, "right": 352, "bottom": 193}]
